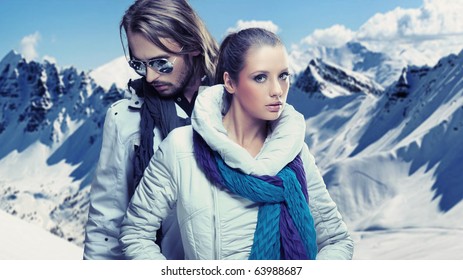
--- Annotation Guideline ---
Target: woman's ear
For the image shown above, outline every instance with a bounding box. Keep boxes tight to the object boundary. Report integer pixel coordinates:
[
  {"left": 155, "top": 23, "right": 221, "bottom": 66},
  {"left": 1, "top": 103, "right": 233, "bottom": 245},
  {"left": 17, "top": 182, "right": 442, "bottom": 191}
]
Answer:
[{"left": 223, "top": 72, "right": 235, "bottom": 94}]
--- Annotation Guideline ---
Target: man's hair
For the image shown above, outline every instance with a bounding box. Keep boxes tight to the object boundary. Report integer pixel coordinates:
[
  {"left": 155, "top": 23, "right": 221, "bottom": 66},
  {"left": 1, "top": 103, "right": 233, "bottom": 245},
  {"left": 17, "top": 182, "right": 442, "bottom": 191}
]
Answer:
[
  {"left": 215, "top": 28, "right": 283, "bottom": 85},
  {"left": 120, "top": 0, "right": 219, "bottom": 84}
]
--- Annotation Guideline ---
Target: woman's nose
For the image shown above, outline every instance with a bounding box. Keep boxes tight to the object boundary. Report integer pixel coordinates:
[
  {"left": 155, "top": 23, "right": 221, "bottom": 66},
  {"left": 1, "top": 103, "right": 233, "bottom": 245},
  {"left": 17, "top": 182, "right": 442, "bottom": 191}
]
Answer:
[{"left": 270, "top": 79, "right": 283, "bottom": 97}]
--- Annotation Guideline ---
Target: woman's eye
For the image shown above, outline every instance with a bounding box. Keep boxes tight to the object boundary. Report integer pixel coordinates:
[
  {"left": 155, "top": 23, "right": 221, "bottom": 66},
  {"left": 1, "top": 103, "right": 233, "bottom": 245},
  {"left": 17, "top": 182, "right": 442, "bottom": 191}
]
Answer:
[
  {"left": 279, "top": 72, "right": 290, "bottom": 80},
  {"left": 254, "top": 74, "right": 267, "bottom": 83}
]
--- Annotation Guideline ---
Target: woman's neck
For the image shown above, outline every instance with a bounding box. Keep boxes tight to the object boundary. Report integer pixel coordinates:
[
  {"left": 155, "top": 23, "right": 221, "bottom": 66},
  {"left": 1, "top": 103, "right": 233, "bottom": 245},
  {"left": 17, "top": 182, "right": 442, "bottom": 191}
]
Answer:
[{"left": 222, "top": 107, "right": 267, "bottom": 158}]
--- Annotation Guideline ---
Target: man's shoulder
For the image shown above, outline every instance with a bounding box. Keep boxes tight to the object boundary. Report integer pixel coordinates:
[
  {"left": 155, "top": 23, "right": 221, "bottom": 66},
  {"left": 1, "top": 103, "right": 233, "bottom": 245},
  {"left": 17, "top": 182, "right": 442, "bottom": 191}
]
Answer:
[
  {"left": 109, "top": 98, "right": 131, "bottom": 109},
  {"left": 107, "top": 98, "right": 140, "bottom": 118},
  {"left": 107, "top": 78, "right": 144, "bottom": 115},
  {"left": 104, "top": 98, "right": 141, "bottom": 140}
]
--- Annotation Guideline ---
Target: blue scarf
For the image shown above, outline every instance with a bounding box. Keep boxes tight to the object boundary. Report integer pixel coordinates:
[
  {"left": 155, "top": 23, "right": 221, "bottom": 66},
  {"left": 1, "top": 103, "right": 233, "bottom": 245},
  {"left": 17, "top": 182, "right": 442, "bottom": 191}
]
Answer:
[{"left": 193, "top": 131, "right": 318, "bottom": 259}]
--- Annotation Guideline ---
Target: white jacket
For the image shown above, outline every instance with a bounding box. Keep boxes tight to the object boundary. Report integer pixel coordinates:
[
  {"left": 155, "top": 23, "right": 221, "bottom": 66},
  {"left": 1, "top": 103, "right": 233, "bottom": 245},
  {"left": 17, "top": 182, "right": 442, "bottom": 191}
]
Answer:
[
  {"left": 83, "top": 84, "right": 188, "bottom": 260},
  {"left": 120, "top": 85, "right": 354, "bottom": 260}
]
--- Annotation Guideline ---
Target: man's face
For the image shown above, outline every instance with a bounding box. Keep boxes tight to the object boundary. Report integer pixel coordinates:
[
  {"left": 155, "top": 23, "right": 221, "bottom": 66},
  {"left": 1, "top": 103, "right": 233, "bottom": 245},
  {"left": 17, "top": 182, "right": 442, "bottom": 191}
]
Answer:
[{"left": 127, "top": 30, "right": 193, "bottom": 97}]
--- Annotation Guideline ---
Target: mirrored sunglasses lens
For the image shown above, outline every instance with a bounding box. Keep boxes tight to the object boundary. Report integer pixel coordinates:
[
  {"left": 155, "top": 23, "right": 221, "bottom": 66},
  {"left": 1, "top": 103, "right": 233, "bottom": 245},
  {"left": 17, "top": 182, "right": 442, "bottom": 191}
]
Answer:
[
  {"left": 149, "top": 59, "right": 173, "bottom": 74},
  {"left": 150, "top": 59, "right": 168, "bottom": 67},
  {"left": 159, "top": 65, "right": 173, "bottom": 73},
  {"left": 129, "top": 60, "right": 146, "bottom": 75}
]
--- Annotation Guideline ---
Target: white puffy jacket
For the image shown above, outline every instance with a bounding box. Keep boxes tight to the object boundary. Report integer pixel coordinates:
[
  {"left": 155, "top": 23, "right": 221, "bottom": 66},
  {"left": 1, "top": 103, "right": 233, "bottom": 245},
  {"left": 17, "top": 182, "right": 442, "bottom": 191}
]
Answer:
[
  {"left": 120, "top": 85, "right": 354, "bottom": 260},
  {"left": 83, "top": 83, "right": 189, "bottom": 260}
]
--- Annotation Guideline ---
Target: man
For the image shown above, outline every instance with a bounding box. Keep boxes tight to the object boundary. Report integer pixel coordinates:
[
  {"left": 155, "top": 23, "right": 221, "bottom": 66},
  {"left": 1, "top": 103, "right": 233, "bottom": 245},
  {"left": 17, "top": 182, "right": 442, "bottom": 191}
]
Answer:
[{"left": 83, "top": 0, "right": 219, "bottom": 259}]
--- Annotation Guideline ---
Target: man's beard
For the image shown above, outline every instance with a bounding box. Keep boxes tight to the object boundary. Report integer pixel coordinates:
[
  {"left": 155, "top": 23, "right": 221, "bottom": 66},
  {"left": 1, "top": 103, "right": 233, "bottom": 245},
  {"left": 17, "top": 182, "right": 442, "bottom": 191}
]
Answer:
[
  {"left": 151, "top": 59, "right": 195, "bottom": 98},
  {"left": 171, "top": 65, "right": 195, "bottom": 97}
]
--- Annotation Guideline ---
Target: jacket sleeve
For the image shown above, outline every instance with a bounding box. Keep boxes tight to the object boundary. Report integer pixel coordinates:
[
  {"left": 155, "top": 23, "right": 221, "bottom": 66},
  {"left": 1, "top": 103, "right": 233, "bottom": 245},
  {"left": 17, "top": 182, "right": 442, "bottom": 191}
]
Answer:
[
  {"left": 301, "top": 144, "right": 354, "bottom": 260},
  {"left": 83, "top": 104, "right": 134, "bottom": 260},
  {"left": 119, "top": 137, "right": 178, "bottom": 260}
]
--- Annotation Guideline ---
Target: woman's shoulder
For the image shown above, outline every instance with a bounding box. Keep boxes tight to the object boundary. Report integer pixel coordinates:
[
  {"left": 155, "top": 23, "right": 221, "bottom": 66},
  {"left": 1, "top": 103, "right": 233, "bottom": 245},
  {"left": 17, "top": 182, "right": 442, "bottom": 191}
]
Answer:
[
  {"left": 160, "top": 125, "right": 194, "bottom": 153},
  {"left": 168, "top": 125, "right": 193, "bottom": 138}
]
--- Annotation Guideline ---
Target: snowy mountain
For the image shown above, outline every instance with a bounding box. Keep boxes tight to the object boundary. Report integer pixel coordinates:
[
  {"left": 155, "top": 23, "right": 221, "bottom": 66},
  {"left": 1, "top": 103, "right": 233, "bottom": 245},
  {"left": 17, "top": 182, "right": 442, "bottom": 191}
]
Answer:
[
  {"left": 294, "top": 58, "right": 383, "bottom": 98},
  {"left": 1, "top": 44, "right": 463, "bottom": 259},
  {"left": 289, "top": 42, "right": 407, "bottom": 87},
  {"left": 288, "top": 49, "right": 463, "bottom": 258},
  {"left": 0, "top": 50, "right": 126, "bottom": 247},
  {"left": 89, "top": 55, "right": 139, "bottom": 90},
  {"left": 0, "top": 209, "right": 82, "bottom": 259}
]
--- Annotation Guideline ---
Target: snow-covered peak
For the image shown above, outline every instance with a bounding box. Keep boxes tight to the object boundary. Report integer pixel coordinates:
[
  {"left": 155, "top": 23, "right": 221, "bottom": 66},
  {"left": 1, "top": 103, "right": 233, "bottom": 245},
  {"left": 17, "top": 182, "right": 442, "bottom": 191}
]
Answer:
[
  {"left": 89, "top": 55, "right": 139, "bottom": 90},
  {"left": 294, "top": 58, "right": 383, "bottom": 98},
  {"left": 0, "top": 50, "right": 22, "bottom": 68},
  {"left": 289, "top": 41, "right": 406, "bottom": 87},
  {"left": 0, "top": 51, "right": 127, "bottom": 246}
]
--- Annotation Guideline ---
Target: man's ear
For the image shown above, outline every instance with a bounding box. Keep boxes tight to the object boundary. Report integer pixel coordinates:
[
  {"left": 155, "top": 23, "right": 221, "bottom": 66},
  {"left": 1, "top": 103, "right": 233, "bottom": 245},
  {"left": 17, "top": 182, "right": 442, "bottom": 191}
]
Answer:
[{"left": 223, "top": 72, "right": 235, "bottom": 94}]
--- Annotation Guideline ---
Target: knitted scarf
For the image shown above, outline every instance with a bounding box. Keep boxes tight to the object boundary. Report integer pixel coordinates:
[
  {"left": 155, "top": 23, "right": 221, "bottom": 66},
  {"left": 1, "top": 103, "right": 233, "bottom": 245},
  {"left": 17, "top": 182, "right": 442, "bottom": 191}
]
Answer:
[
  {"left": 193, "top": 130, "right": 318, "bottom": 260},
  {"left": 131, "top": 79, "right": 188, "bottom": 197}
]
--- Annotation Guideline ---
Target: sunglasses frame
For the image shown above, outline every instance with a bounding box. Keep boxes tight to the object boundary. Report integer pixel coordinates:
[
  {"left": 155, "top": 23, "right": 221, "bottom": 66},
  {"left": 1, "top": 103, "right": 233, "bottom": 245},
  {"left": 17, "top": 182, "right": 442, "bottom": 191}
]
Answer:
[{"left": 128, "top": 57, "right": 178, "bottom": 76}]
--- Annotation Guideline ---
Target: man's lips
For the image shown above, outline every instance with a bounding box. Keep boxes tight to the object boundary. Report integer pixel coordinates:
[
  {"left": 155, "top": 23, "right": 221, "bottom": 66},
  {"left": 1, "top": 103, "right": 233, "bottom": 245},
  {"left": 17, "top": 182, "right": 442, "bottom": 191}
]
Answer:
[{"left": 153, "top": 83, "right": 170, "bottom": 91}]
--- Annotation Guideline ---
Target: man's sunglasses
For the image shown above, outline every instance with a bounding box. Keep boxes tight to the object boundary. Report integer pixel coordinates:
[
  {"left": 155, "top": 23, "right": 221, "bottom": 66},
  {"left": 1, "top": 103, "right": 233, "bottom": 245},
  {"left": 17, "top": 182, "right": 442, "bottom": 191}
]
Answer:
[{"left": 128, "top": 56, "right": 178, "bottom": 76}]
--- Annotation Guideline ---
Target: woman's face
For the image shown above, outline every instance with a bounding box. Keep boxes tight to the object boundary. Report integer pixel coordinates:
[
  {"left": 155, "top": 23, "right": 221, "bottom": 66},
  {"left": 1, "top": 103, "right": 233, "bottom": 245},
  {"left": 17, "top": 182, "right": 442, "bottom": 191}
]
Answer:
[{"left": 227, "top": 44, "right": 290, "bottom": 122}]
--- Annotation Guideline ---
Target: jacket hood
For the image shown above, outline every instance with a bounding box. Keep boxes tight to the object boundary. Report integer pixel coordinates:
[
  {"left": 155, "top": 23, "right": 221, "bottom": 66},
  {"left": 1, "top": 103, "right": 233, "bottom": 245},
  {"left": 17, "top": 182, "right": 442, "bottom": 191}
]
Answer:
[{"left": 191, "top": 84, "right": 306, "bottom": 176}]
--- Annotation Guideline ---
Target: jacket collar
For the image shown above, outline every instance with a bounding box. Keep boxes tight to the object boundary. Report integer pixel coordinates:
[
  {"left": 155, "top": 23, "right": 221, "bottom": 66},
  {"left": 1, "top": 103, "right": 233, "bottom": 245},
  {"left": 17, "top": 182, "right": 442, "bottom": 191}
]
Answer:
[
  {"left": 192, "top": 84, "right": 306, "bottom": 176},
  {"left": 128, "top": 92, "right": 143, "bottom": 109},
  {"left": 125, "top": 79, "right": 144, "bottom": 109}
]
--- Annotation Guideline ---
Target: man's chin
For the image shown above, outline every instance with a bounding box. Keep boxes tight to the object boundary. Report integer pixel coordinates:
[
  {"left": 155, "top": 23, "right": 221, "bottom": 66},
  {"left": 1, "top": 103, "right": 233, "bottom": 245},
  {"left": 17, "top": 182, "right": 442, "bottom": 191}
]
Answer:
[
  {"left": 154, "top": 84, "right": 171, "bottom": 93},
  {"left": 157, "top": 88, "right": 181, "bottom": 99}
]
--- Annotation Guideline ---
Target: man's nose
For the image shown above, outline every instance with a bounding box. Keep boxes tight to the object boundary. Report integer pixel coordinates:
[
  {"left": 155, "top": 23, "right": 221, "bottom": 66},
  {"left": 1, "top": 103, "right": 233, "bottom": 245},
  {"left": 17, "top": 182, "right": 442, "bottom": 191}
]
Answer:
[{"left": 145, "top": 67, "right": 161, "bottom": 83}]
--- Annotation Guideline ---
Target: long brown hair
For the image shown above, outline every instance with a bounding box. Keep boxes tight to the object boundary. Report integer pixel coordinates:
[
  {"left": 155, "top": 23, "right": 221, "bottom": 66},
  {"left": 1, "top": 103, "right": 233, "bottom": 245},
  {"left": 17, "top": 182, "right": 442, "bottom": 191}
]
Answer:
[
  {"left": 215, "top": 28, "right": 283, "bottom": 85},
  {"left": 120, "top": 0, "right": 219, "bottom": 84}
]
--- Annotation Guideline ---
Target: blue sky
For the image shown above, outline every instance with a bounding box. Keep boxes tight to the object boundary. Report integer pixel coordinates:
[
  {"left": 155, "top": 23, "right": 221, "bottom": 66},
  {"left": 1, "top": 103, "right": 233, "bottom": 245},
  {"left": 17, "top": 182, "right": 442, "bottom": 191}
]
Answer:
[{"left": 0, "top": 0, "right": 431, "bottom": 71}]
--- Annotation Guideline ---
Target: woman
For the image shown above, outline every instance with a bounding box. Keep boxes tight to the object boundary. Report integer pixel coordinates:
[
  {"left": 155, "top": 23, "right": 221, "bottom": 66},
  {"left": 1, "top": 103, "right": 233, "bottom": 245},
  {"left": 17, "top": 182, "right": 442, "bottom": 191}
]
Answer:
[{"left": 120, "top": 28, "right": 353, "bottom": 260}]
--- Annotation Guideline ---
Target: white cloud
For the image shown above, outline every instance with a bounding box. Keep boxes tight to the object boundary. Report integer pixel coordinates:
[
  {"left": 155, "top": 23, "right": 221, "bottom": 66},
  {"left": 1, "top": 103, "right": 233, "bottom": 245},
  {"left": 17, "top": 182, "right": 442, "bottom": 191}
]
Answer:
[
  {"left": 302, "top": 24, "right": 355, "bottom": 48},
  {"left": 296, "top": 0, "right": 463, "bottom": 67},
  {"left": 226, "top": 20, "right": 280, "bottom": 35},
  {"left": 357, "top": 0, "right": 463, "bottom": 41},
  {"left": 42, "top": 55, "right": 57, "bottom": 65},
  {"left": 20, "top": 32, "right": 41, "bottom": 61},
  {"left": 356, "top": 0, "right": 463, "bottom": 65}
]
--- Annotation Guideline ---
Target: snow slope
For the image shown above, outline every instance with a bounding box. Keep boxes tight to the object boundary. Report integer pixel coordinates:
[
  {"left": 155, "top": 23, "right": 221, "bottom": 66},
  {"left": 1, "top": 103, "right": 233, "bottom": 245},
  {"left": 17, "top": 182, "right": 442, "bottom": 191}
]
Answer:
[{"left": 0, "top": 209, "right": 82, "bottom": 260}]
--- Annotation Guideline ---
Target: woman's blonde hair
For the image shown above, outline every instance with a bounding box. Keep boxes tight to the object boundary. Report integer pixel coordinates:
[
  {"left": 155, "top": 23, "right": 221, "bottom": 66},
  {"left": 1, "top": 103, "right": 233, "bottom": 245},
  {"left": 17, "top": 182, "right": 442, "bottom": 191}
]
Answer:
[{"left": 120, "top": 0, "right": 219, "bottom": 84}]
